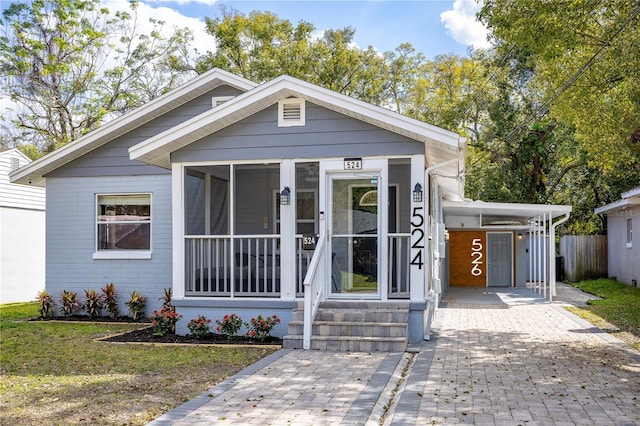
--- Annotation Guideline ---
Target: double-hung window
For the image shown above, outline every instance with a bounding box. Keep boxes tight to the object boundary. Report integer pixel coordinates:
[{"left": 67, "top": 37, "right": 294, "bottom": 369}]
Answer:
[
  {"left": 627, "top": 218, "right": 633, "bottom": 248},
  {"left": 94, "top": 194, "right": 151, "bottom": 259}
]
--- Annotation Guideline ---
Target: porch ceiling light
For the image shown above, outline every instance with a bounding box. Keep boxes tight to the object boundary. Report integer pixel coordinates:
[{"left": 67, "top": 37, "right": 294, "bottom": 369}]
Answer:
[
  {"left": 413, "top": 183, "right": 423, "bottom": 203},
  {"left": 280, "top": 186, "right": 291, "bottom": 205}
]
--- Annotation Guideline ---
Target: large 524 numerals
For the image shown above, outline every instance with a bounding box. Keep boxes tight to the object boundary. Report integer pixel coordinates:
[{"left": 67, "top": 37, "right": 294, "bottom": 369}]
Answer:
[{"left": 410, "top": 207, "right": 424, "bottom": 269}]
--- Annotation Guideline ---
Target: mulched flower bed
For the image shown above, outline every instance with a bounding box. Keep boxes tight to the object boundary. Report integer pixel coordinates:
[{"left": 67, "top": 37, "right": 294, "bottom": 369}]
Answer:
[
  {"left": 103, "top": 326, "right": 283, "bottom": 345},
  {"left": 31, "top": 315, "right": 149, "bottom": 323}
]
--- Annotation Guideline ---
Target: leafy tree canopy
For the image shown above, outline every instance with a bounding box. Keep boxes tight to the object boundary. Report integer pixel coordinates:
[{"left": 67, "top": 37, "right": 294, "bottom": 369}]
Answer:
[{"left": 0, "top": 0, "right": 194, "bottom": 156}]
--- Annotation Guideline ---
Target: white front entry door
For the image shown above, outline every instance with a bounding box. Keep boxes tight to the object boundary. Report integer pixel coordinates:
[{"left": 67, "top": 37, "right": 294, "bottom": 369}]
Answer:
[{"left": 322, "top": 159, "right": 388, "bottom": 299}]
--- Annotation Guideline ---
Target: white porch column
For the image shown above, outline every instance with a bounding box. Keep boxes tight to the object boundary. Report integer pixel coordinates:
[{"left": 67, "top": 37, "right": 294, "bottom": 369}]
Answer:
[
  {"left": 279, "top": 160, "right": 296, "bottom": 300},
  {"left": 410, "top": 155, "right": 425, "bottom": 302},
  {"left": 172, "top": 162, "right": 185, "bottom": 299}
]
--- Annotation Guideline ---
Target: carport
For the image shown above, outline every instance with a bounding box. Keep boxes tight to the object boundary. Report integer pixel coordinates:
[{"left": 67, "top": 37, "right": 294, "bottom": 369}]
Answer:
[{"left": 442, "top": 200, "right": 572, "bottom": 301}]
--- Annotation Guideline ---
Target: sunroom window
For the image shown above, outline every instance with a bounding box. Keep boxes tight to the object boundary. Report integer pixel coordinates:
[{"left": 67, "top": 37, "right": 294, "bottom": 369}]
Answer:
[{"left": 95, "top": 194, "right": 151, "bottom": 257}]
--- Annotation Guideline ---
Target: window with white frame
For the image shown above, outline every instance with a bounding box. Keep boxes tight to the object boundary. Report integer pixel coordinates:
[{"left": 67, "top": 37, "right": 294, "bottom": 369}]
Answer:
[
  {"left": 96, "top": 194, "right": 151, "bottom": 252},
  {"left": 627, "top": 218, "right": 633, "bottom": 248}
]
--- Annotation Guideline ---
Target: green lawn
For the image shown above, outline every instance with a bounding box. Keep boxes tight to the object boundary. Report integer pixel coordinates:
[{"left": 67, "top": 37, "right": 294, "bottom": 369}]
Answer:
[
  {"left": 0, "top": 302, "right": 277, "bottom": 425},
  {"left": 566, "top": 279, "right": 640, "bottom": 350}
]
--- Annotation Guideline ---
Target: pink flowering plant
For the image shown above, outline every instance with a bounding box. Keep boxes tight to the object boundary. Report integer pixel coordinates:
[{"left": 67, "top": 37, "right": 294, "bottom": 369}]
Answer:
[
  {"left": 244, "top": 314, "right": 281, "bottom": 342},
  {"left": 187, "top": 315, "right": 212, "bottom": 339},
  {"left": 149, "top": 307, "right": 182, "bottom": 336},
  {"left": 215, "top": 314, "right": 243, "bottom": 338}
]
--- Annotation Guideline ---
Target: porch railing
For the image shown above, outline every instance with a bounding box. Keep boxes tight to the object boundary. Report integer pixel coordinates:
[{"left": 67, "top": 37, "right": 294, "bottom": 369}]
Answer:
[
  {"left": 388, "top": 234, "right": 411, "bottom": 299},
  {"left": 295, "top": 236, "right": 314, "bottom": 297},
  {"left": 303, "top": 232, "right": 327, "bottom": 350},
  {"left": 185, "top": 235, "right": 281, "bottom": 297}
]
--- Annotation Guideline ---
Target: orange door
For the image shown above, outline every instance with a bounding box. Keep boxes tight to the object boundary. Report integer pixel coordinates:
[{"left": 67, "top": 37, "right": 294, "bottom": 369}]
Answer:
[{"left": 449, "top": 231, "right": 486, "bottom": 287}]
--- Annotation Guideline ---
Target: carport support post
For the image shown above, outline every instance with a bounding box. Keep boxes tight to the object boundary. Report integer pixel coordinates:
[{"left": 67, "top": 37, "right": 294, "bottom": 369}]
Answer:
[{"left": 549, "top": 211, "right": 571, "bottom": 298}]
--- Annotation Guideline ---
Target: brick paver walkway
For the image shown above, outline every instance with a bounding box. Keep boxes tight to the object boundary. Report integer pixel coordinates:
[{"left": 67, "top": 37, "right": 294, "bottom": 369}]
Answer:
[
  {"left": 392, "top": 290, "right": 640, "bottom": 425},
  {"left": 151, "top": 287, "right": 640, "bottom": 425}
]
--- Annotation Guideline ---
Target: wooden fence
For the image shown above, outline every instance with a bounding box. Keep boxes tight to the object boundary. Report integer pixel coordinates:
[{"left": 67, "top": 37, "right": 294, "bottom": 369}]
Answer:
[{"left": 559, "top": 235, "right": 608, "bottom": 282}]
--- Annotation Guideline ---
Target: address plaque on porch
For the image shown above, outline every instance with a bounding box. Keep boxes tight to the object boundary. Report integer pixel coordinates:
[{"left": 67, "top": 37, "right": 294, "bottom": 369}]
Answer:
[
  {"left": 344, "top": 158, "right": 362, "bottom": 170},
  {"left": 302, "top": 234, "right": 317, "bottom": 250}
]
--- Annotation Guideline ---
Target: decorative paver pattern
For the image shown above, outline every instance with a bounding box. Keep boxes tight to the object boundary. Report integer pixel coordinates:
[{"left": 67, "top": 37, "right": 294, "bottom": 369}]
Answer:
[
  {"left": 165, "top": 350, "right": 399, "bottom": 425},
  {"left": 151, "top": 287, "right": 640, "bottom": 425},
  {"left": 410, "top": 296, "right": 640, "bottom": 425}
]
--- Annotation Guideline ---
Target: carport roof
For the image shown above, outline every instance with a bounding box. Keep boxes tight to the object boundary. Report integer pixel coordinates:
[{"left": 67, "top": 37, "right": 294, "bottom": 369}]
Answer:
[{"left": 443, "top": 200, "right": 572, "bottom": 227}]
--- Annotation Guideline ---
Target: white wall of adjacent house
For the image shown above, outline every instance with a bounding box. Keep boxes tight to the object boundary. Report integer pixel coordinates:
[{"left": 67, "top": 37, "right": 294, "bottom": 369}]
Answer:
[{"left": 0, "top": 149, "right": 46, "bottom": 303}]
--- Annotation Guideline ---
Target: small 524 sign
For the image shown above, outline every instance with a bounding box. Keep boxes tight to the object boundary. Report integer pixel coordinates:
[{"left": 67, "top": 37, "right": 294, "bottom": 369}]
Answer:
[
  {"left": 302, "top": 234, "right": 317, "bottom": 250},
  {"left": 344, "top": 158, "right": 362, "bottom": 170}
]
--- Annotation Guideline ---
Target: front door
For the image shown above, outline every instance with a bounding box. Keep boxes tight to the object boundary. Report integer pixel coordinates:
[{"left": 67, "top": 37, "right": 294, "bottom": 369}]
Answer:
[
  {"left": 328, "top": 174, "right": 381, "bottom": 298},
  {"left": 487, "top": 232, "right": 513, "bottom": 287}
]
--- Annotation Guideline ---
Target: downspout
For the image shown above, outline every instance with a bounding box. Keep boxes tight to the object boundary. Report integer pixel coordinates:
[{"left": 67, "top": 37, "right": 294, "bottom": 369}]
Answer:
[
  {"left": 423, "top": 156, "right": 459, "bottom": 340},
  {"left": 549, "top": 211, "right": 571, "bottom": 300}
]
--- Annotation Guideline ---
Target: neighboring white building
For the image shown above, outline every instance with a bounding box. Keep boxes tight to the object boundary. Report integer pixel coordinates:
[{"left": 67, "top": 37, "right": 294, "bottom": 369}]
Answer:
[
  {"left": 0, "top": 149, "right": 45, "bottom": 303},
  {"left": 595, "top": 186, "right": 640, "bottom": 287}
]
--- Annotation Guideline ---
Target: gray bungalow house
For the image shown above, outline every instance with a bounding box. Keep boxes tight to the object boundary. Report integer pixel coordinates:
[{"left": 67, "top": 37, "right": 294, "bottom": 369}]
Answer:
[
  {"left": 595, "top": 186, "right": 640, "bottom": 287},
  {"left": 11, "top": 69, "right": 571, "bottom": 350}
]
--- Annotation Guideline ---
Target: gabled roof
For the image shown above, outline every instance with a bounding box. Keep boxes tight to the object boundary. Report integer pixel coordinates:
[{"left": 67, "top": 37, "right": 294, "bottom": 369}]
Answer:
[
  {"left": 594, "top": 185, "right": 640, "bottom": 214},
  {"left": 10, "top": 69, "right": 257, "bottom": 187},
  {"left": 0, "top": 148, "right": 33, "bottom": 170},
  {"left": 0, "top": 148, "right": 32, "bottom": 163},
  {"left": 128, "top": 74, "right": 466, "bottom": 197}
]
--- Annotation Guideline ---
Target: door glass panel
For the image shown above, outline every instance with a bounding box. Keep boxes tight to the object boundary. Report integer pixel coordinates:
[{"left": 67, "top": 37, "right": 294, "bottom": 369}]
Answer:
[{"left": 331, "top": 178, "right": 378, "bottom": 295}]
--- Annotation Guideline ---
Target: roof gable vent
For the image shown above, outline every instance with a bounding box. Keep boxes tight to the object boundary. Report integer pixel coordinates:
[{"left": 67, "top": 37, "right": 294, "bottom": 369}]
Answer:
[
  {"left": 278, "top": 98, "right": 305, "bottom": 127},
  {"left": 10, "top": 157, "right": 20, "bottom": 172},
  {"left": 212, "top": 96, "right": 234, "bottom": 108}
]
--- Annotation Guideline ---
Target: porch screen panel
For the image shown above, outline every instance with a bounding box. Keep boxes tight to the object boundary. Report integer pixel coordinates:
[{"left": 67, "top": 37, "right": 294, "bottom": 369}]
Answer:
[
  {"left": 233, "top": 164, "right": 281, "bottom": 297},
  {"left": 295, "top": 162, "right": 319, "bottom": 296},
  {"left": 210, "top": 175, "right": 229, "bottom": 235},
  {"left": 234, "top": 164, "right": 280, "bottom": 235},
  {"left": 185, "top": 172, "right": 205, "bottom": 235},
  {"left": 388, "top": 160, "right": 411, "bottom": 297}
]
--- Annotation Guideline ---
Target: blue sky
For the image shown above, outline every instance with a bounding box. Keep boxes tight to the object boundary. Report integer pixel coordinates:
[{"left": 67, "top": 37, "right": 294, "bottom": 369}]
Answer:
[
  {"left": 0, "top": 0, "right": 490, "bottom": 58},
  {"left": 154, "top": 0, "right": 490, "bottom": 58},
  {"left": 30, "top": 0, "right": 488, "bottom": 60}
]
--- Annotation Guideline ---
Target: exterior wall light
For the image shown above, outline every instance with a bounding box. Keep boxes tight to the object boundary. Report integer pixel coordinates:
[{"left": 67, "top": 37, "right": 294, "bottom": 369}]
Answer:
[
  {"left": 413, "top": 183, "right": 423, "bottom": 203},
  {"left": 280, "top": 186, "right": 291, "bottom": 205}
]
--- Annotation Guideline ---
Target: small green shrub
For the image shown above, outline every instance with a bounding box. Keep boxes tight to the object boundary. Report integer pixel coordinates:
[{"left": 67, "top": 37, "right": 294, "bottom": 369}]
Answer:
[
  {"left": 244, "top": 314, "right": 280, "bottom": 342},
  {"left": 59, "top": 290, "right": 80, "bottom": 317},
  {"left": 101, "top": 283, "right": 119, "bottom": 319},
  {"left": 187, "top": 315, "right": 212, "bottom": 338},
  {"left": 37, "top": 290, "right": 55, "bottom": 318},
  {"left": 215, "top": 314, "right": 243, "bottom": 337},
  {"left": 83, "top": 288, "right": 103, "bottom": 318},
  {"left": 125, "top": 291, "right": 146, "bottom": 321},
  {"left": 149, "top": 307, "right": 182, "bottom": 336}
]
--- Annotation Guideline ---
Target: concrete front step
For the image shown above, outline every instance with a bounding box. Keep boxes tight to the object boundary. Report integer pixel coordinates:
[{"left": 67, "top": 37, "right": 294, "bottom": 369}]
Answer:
[
  {"left": 287, "top": 320, "right": 407, "bottom": 338},
  {"left": 282, "top": 335, "right": 407, "bottom": 352},
  {"left": 284, "top": 301, "right": 410, "bottom": 351}
]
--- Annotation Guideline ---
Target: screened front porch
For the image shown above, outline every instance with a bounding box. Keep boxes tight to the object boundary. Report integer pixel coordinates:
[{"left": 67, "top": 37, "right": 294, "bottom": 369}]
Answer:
[{"left": 179, "top": 159, "right": 416, "bottom": 300}]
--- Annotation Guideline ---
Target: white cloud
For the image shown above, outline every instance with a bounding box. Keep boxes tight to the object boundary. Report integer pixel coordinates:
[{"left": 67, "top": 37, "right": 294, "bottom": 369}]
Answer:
[
  {"left": 440, "top": 0, "right": 491, "bottom": 50},
  {"left": 104, "top": 0, "right": 214, "bottom": 58},
  {"left": 147, "top": 0, "right": 218, "bottom": 5}
]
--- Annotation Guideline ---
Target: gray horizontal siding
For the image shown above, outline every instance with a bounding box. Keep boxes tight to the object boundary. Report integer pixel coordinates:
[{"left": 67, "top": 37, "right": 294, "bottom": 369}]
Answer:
[
  {"left": 45, "top": 175, "right": 172, "bottom": 315},
  {"left": 47, "top": 85, "right": 244, "bottom": 178},
  {"left": 172, "top": 102, "right": 424, "bottom": 162}
]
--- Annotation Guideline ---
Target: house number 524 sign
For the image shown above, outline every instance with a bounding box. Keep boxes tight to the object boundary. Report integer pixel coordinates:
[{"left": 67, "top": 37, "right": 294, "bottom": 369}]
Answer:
[{"left": 410, "top": 207, "right": 424, "bottom": 269}]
